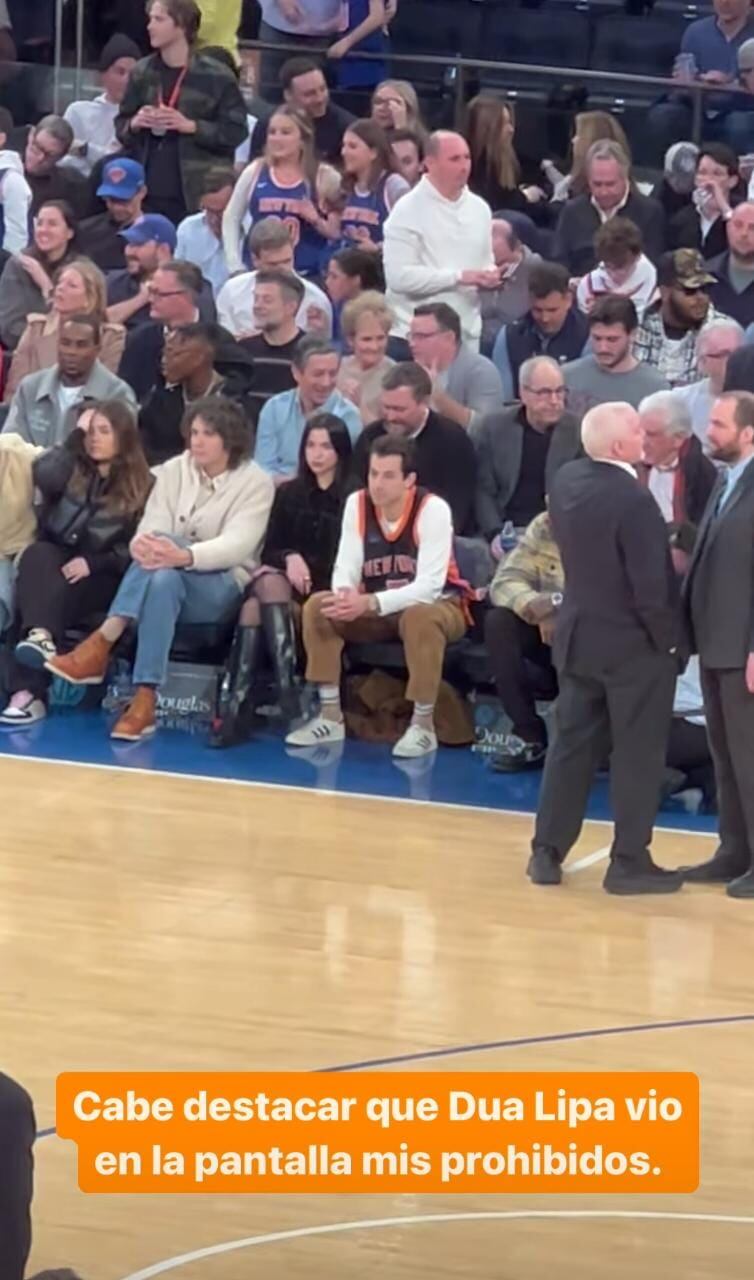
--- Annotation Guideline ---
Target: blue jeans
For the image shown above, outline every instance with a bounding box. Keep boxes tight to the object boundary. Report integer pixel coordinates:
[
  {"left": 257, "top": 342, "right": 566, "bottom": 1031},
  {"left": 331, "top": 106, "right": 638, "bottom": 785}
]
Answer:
[
  {"left": 0, "top": 557, "right": 15, "bottom": 634},
  {"left": 109, "top": 563, "right": 242, "bottom": 687}
]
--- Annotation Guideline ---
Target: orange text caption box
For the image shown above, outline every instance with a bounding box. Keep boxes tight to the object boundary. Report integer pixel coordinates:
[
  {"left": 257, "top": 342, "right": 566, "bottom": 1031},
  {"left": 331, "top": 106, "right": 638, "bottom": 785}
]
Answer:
[{"left": 56, "top": 1071, "right": 699, "bottom": 1195}]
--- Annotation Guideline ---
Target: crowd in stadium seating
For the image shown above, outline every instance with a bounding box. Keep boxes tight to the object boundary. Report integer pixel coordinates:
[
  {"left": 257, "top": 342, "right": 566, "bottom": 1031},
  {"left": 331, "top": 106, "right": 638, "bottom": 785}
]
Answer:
[{"left": 0, "top": 0, "right": 753, "bottom": 803}]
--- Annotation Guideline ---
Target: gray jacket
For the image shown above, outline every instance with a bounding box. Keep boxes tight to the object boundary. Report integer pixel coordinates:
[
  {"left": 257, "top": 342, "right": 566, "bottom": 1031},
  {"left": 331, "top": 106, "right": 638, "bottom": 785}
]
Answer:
[
  {"left": 441, "top": 345, "right": 504, "bottom": 440},
  {"left": 4, "top": 361, "right": 137, "bottom": 448},
  {"left": 481, "top": 246, "right": 542, "bottom": 354},
  {"left": 474, "top": 404, "right": 581, "bottom": 540}
]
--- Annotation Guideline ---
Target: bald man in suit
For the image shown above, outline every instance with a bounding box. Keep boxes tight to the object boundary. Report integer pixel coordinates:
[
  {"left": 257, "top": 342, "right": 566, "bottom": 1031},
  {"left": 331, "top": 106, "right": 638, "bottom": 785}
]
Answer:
[{"left": 528, "top": 401, "right": 683, "bottom": 895}]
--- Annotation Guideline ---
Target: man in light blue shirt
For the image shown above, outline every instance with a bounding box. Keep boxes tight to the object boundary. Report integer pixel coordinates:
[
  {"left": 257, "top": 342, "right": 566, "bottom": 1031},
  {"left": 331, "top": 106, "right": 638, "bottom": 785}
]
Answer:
[
  {"left": 255, "top": 335, "right": 362, "bottom": 479},
  {"left": 175, "top": 167, "right": 235, "bottom": 299}
]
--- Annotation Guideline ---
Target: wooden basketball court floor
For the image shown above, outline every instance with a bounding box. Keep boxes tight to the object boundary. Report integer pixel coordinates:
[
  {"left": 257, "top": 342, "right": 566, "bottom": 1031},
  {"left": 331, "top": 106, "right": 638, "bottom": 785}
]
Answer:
[{"left": 2, "top": 752, "right": 752, "bottom": 1279}]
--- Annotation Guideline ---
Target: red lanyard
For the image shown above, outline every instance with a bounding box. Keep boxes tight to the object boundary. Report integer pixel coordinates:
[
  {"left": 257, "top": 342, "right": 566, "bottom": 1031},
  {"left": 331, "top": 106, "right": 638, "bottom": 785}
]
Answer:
[{"left": 158, "top": 64, "right": 188, "bottom": 110}]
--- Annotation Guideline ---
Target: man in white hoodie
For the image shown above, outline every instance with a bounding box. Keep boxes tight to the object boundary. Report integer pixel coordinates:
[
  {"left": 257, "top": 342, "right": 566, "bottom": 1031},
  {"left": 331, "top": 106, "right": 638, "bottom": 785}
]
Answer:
[
  {"left": 383, "top": 131, "right": 500, "bottom": 351},
  {"left": 0, "top": 107, "right": 32, "bottom": 256}
]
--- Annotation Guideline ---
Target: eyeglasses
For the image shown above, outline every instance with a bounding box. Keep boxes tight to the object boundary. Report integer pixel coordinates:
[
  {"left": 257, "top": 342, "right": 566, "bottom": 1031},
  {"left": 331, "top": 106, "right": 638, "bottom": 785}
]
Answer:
[
  {"left": 147, "top": 286, "right": 187, "bottom": 298},
  {"left": 523, "top": 385, "right": 566, "bottom": 398},
  {"left": 679, "top": 284, "right": 708, "bottom": 295},
  {"left": 410, "top": 329, "right": 443, "bottom": 340},
  {"left": 29, "top": 135, "right": 62, "bottom": 161}
]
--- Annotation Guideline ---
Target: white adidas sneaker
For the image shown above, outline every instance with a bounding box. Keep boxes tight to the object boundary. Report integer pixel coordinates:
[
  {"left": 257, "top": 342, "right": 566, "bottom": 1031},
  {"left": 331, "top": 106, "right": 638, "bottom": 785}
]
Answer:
[
  {"left": 285, "top": 716, "right": 346, "bottom": 747},
  {"left": 392, "top": 724, "right": 438, "bottom": 759}
]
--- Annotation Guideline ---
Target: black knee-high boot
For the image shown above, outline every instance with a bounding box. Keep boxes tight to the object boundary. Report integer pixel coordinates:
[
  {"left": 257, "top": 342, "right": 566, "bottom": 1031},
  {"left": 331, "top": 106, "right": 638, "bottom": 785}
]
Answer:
[
  {"left": 208, "top": 624, "right": 265, "bottom": 748},
  {"left": 260, "top": 602, "right": 302, "bottom": 719}
]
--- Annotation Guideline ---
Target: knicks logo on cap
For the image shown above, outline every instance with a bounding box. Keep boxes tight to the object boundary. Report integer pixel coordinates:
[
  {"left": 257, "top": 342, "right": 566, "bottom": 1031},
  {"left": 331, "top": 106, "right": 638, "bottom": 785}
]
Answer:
[{"left": 106, "top": 166, "right": 127, "bottom": 185}]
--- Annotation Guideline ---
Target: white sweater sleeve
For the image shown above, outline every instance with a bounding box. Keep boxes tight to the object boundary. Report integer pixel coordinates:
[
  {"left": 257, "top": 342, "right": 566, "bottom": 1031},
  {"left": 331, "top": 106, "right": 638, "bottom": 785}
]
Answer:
[
  {"left": 1, "top": 171, "right": 31, "bottom": 254},
  {"left": 383, "top": 219, "right": 461, "bottom": 299},
  {"left": 222, "top": 160, "right": 261, "bottom": 275},
  {"left": 375, "top": 496, "right": 454, "bottom": 615},
  {"left": 331, "top": 492, "right": 365, "bottom": 591}
]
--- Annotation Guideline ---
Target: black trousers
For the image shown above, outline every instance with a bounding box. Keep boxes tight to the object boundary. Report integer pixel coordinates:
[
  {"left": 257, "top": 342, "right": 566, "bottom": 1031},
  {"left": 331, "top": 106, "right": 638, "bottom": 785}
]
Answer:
[
  {"left": 5, "top": 540, "right": 120, "bottom": 701},
  {"left": 0, "top": 1073, "right": 34, "bottom": 1280},
  {"left": 485, "top": 606, "right": 557, "bottom": 744},
  {"left": 700, "top": 665, "right": 754, "bottom": 871},
  {"left": 667, "top": 716, "right": 716, "bottom": 800},
  {"left": 533, "top": 651, "right": 677, "bottom": 864}
]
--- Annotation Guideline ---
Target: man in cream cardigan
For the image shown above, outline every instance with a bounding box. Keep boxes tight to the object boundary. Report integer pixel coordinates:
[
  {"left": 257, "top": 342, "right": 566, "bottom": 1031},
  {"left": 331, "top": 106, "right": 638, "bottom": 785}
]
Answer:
[
  {"left": 383, "top": 131, "right": 501, "bottom": 352},
  {"left": 47, "top": 398, "right": 274, "bottom": 743}
]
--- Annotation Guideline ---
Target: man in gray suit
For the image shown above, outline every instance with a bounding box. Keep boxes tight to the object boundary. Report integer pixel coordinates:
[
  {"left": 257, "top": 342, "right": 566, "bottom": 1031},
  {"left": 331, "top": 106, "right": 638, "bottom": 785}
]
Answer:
[
  {"left": 683, "top": 390, "right": 754, "bottom": 897},
  {"left": 474, "top": 355, "right": 580, "bottom": 553},
  {"left": 3, "top": 316, "right": 135, "bottom": 448}
]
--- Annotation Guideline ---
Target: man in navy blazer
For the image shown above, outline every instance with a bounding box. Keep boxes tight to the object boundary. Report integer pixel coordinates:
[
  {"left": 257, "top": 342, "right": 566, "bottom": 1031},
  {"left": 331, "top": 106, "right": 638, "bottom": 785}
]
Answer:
[{"left": 682, "top": 389, "right": 754, "bottom": 896}]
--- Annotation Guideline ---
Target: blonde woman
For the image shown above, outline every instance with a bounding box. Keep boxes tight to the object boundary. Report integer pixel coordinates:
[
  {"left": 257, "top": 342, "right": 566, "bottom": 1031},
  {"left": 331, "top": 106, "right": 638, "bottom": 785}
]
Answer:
[
  {"left": 222, "top": 105, "right": 341, "bottom": 278},
  {"left": 370, "top": 79, "right": 424, "bottom": 136},
  {"left": 337, "top": 291, "right": 395, "bottom": 425},
  {"left": 5, "top": 258, "right": 126, "bottom": 401},
  {"left": 544, "top": 111, "right": 632, "bottom": 203}
]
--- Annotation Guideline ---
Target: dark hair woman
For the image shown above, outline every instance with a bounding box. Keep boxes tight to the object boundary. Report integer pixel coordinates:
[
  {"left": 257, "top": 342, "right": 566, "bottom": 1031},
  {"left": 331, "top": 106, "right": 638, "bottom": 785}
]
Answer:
[
  {"left": 338, "top": 119, "right": 409, "bottom": 251},
  {"left": 0, "top": 200, "right": 78, "bottom": 350},
  {"left": 46, "top": 397, "right": 274, "bottom": 744},
  {"left": 210, "top": 412, "right": 354, "bottom": 748},
  {"left": 0, "top": 400, "right": 152, "bottom": 727}
]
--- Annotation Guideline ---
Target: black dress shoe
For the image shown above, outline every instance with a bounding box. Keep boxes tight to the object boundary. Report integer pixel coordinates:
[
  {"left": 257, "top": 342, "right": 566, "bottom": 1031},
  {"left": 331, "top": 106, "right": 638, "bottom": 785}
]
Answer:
[
  {"left": 527, "top": 846, "right": 562, "bottom": 885},
  {"left": 726, "top": 869, "right": 754, "bottom": 898},
  {"left": 603, "top": 859, "right": 683, "bottom": 895},
  {"left": 679, "top": 850, "right": 748, "bottom": 883}
]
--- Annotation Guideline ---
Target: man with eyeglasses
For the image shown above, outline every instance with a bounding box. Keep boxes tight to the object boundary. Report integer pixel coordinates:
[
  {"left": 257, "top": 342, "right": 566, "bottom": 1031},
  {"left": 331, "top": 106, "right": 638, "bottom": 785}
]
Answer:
[
  {"left": 408, "top": 302, "right": 503, "bottom": 440},
  {"left": 118, "top": 258, "right": 212, "bottom": 402},
  {"left": 475, "top": 355, "right": 580, "bottom": 555},
  {"left": 672, "top": 317, "right": 744, "bottom": 439},
  {"left": 107, "top": 213, "right": 216, "bottom": 335},
  {"left": 564, "top": 295, "right": 669, "bottom": 419},
  {"left": 19, "top": 115, "right": 90, "bottom": 219},
  {"left": 634, "top": 248, "right": 733, "bottom": 387}
]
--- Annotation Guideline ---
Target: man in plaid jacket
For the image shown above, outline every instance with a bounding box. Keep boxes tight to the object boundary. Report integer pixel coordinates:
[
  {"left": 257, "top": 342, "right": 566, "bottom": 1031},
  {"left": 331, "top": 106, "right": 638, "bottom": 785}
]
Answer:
[
  {"left": 633, "top": 248, "right": 732, "bottom": 388},
  {"left": 485, "top": 511, "right": 563, "bottom": 772},
  {"left": 116, "top": 0, "right": 247, "bottom": 222}
]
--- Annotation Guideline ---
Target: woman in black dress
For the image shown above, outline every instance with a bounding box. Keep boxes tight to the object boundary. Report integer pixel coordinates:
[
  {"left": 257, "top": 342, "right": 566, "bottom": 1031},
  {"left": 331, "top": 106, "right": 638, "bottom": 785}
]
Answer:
[{"left": 210, "top": 412, "right": 354, "bottom": 747}]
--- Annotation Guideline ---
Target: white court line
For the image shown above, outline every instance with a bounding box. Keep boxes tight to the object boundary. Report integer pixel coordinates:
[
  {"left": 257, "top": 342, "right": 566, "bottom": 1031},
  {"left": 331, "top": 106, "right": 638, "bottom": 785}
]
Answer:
[
  {"left": 565, "top": 846, "right": 611, "bottom": 874},
  {"left": 0, "top": 751, "right": 720, "bottom": 836},
  {"left": 119, "top": 1210, "right": 754, "bottom": 1279}
]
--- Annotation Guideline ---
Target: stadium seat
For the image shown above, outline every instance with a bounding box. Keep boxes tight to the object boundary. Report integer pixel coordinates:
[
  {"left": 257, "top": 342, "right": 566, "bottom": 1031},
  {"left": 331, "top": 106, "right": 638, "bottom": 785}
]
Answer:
[
  {"left": 590, "top": 12, "right": 688, "bottom": 78},
  {"left": 476, "top": 5, "right": 592, "bottom": 74}
]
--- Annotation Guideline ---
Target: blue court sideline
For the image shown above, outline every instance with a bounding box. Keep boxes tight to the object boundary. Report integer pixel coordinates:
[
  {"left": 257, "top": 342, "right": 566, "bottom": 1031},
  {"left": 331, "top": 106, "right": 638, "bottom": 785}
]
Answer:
[{"left": 0, "top": 706, "right": 717, "bottom": 835}]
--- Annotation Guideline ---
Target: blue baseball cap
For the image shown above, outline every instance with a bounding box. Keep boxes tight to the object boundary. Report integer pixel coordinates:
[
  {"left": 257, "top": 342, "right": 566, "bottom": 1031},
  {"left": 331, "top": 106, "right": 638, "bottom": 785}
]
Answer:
[
  {"left": 119, "top": 214, "right": 177, "bottom": 251},
  {"left": 97, "top": 157, "right": 146, "bottom": 200}
]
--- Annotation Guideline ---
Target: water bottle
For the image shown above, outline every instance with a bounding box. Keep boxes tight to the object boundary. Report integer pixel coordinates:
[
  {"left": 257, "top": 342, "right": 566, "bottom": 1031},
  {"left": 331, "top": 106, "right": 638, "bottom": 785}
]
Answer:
[{"left": 500, "top": 521, "right": 518, "bottom": 555}]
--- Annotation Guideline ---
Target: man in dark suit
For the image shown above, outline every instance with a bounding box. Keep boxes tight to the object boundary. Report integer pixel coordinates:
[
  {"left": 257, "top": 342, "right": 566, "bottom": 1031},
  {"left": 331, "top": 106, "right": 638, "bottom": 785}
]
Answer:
[
  {"left": 529, "top": 401, "right": 683, "bottom": 894},
  {"left": 682, "top": 390, "right": 754, "bottom": 897},
  {"left": 0, "top": 1072, "right": 35, "bottom": 1279},
  {"left": 553, "top": 141, "right": 665, "bottom": 277},
  {"left": 350, "top": 362, "right": 477, "bottom": 536}
]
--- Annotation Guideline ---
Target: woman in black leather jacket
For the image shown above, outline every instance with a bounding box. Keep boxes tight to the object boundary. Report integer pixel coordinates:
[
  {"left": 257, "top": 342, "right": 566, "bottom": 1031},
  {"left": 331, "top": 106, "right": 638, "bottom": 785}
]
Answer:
[{"left": 0, "top": 400, "right": 153, "bottom": 727}]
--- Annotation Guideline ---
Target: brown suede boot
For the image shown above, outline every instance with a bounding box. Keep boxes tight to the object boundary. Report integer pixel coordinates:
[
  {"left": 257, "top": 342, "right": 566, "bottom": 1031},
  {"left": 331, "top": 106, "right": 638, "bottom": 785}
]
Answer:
[
  {"left": 111, "top": 687, "right": 157, "bottom": 742},
  {"left": 45, "top": 631, "right": 113, "bottom": 685}
]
